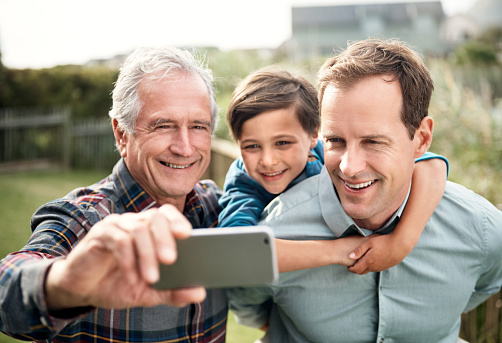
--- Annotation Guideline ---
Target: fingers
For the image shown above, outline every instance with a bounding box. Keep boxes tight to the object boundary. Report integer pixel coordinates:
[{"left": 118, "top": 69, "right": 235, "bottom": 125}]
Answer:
[
  {"left": 90, "top": 204, "right": 193, "bottom": 285},
  {"left": 164, "top": 287, "right": 207, "bottom": 307},
  {"left": 158, "top": 204, "right": 192, "bottom": 238},
  {"left": 349, "top": 242, "right": 371, "bottom": 260},
  {"left": 154, "top": 205, "right": 192, "bottom": 265},
  {"left": 348, "top": 261, "right": 370, "bottom": 275},
  {"left": 91, "top": 214, "right": 142, "bottom": 284},
  {"left": 128, "top": 205, "right": 193, "bottom": 284},
  {"left": 124, "top": 212, "right": 161, "bottom": 284},
  {"left": 348, "top": 241, "right": 373, "bottom": 275}
]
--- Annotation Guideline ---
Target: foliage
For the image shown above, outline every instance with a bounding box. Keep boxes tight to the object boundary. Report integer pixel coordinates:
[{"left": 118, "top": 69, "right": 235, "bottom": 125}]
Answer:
[
  {"left": 455, "top": 41, "right": 498, "bottom": 65},
  {"left": 455, "top": 26, "right": 502, "bottom": 66},
  {"left": 0, "top": 65, "right": 117, "bottom": 119},
  {"left": 428, "top": 59, "right": 502, "bottom": 207},
  {"left": 477, "top": 26, "right": 502, "bottom": 52}
]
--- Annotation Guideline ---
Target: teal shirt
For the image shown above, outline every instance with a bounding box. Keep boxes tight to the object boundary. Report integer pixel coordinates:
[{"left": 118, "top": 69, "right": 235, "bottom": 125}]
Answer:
[{"left": 227, "top": 167, "right": 501, "bottom": 343}]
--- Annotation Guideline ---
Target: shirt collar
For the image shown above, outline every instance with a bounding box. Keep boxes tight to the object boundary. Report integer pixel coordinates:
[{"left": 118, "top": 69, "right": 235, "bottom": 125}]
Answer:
[
  {"left": 112, "top": 158, "right": 158, "bottom": 213},
  {"left": 112, "top": 158, "right": 209, "bottom": 227},
  {"left": 318, "top": 166, "right": 410, "bottom": 237}
]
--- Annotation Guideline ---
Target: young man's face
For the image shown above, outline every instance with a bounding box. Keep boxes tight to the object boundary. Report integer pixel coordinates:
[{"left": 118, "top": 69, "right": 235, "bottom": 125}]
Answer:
[
  {"left": 114, "top": 71, "right": 212, "bottom": 211},
  {"left": 321, "top": 75, "right": 422, "bottom": 230},
  {"left": 238, "top": 107, "right": 318, "bottom": 194}
]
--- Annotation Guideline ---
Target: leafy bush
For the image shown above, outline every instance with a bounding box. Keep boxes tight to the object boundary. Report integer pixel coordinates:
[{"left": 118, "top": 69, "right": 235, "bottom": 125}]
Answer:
[
  {"left": 0, "top": 65, "right": 117, "bottom": 119},
  {"left": 455, "top": 41, "right": 498, "bottom": 65}
]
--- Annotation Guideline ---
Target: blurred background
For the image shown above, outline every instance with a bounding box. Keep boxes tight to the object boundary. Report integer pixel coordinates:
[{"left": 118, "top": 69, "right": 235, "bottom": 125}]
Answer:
[{"left": 0, "top": 0, "right": 501, "bottom": 342}]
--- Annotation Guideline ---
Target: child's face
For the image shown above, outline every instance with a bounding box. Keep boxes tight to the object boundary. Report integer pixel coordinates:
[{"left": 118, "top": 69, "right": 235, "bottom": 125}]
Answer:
[{"left": 238, "top": 107, "right": 318, "bottom": 194}]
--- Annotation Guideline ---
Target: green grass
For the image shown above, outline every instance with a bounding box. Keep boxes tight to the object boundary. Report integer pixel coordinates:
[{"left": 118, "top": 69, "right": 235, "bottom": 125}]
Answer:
[
  {"left": 0, "top": 168, "right": 262, "bottom": 342},
  {"left": 0, "top": 168, "right": 110, "bottom": 257}
]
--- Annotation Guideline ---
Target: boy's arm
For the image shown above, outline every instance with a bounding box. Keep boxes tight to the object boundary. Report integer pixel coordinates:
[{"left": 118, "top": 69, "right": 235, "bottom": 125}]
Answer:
[
  {"left": 348, "top": 155, "right": 448, "bottom": 274},
  {"left": 276, "top": 235, "right": 370, "bottom": 273}
]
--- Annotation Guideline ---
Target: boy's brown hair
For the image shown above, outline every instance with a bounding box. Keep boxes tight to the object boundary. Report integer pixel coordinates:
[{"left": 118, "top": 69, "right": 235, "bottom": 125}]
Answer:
[
  {"left": 318, "top": 38, "right": 434, "bottom": 139},
  {"left": 227, "top": 66, "right": 319, "bottom": 141}
]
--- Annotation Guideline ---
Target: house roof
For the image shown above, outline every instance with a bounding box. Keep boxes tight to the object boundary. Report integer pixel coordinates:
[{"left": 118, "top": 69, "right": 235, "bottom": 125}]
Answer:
[{"left": 292, "top": 1, "right": 445, "bottom": 26}]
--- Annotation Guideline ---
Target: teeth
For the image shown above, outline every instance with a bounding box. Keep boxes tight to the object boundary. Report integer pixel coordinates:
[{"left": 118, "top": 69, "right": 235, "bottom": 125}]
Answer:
[
  {"left": 162, "top": 162, "right": 191, "bottom": 169},
  {"left": 345, "top": 180, "right": 374, "bottom": 189},
  {"left": 263, "top": 171, "right": 283, "bottom": 177}
]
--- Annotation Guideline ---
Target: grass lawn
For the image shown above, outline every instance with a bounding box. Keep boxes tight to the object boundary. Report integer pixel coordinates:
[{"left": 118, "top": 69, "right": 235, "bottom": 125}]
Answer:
[{"left": 0, "top": 168, "right": 262, "bottom": 342}]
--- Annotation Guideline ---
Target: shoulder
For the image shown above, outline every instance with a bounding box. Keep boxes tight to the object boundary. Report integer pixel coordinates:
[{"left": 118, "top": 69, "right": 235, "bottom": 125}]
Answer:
[
  {"left": 439, "top": 181, "right": 502, "bottom": 245},
  {"left": 31, "top": 177, "right": 116, "bottom": 232},
  {"left": 196, "top": 180, "right": 223, "bottom": 200},
  {"left": 442, "top": 182, "right": 499, "bottom": 215},
  {"left": 194, "top": 180, "right": 223, "bottom": 223}
]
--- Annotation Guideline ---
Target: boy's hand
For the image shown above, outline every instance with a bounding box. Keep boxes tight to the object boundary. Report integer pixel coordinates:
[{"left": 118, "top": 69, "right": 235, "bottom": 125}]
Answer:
[{"left": 347, "top": 234, "right": 413, "bottom": 275}]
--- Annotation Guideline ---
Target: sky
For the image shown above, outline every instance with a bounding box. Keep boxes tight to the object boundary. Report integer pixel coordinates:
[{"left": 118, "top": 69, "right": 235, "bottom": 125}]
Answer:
[{"left": 0, "top": 0, "right": 479, "bottom": 69}]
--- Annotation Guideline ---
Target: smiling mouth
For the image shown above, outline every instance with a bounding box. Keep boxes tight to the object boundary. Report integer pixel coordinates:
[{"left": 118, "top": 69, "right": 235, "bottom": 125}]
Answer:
[
  {"left": 160, "top": 161, "right": 194, "bottom": 169},
  {"left": 261, "top": 170, "right": 286, "bottom": 177},
  {"left": 344, "top": 180, "right": 375, "bottom": 189}
]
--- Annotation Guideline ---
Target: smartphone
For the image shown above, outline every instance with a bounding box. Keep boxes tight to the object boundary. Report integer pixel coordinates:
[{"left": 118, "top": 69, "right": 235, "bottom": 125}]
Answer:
[{"left": 152, "top": 226, "right": 278, "bottom": 290}]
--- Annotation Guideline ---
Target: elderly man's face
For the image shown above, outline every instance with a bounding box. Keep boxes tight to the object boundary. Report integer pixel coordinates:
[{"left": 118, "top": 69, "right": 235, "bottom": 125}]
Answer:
[
  {"left": 115, "top": 71, "right": 212, "bottom": 210},
  {"left": 321, "top": 75, "right": 423, "bottom": 230}
]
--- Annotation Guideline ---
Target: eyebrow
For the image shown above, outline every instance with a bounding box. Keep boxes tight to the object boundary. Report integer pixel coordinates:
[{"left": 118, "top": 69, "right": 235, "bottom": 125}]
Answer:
[
  {"left": 240, "top": 134, "right": 296, "bottom": 144},
  {"left": 193, "top": 119, "right": 212, "bottom": 127},
  {"left": 361, "top": 134, "right": 393, "bottom": 142},
  {"left": 148, "top": 118, "right": 211, "bottom": 128}
]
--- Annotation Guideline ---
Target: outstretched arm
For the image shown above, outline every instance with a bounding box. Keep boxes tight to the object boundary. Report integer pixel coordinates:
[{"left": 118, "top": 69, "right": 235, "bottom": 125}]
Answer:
[
  {"left": 348, "top": 157, "right": 447, "bottom": 274},
  {"left": 276, "top": 235, "right": 370, "bottom": 273}
]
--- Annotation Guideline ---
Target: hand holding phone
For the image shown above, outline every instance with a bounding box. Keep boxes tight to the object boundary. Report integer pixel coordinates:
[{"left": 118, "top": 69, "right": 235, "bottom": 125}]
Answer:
[{"left": 152, "top": 226, "right": 278, "bottom": 289}]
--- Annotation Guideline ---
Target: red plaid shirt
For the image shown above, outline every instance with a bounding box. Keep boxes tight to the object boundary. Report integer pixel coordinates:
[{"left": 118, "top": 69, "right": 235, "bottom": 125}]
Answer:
[{"left": 0, "top": 159, "right": 227, "bottom": 343}]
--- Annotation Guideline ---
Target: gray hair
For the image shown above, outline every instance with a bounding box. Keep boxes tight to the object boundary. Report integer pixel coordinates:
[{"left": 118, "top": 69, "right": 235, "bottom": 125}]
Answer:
[{"left": 109, "top": 46, "right": 219, "bottom": 137}]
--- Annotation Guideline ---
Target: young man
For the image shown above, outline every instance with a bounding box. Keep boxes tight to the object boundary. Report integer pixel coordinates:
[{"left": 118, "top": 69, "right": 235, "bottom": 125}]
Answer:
[
  {"left": 227, "top": 38, "right": 502, "bottom": 342},
  {"left": 0, "top": 47, "right": 227, "bottom": 342}
]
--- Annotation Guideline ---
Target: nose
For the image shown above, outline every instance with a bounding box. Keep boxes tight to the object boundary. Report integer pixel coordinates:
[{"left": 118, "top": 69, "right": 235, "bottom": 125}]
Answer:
[
  {"left": 339, "top": 146, "right": 366, "bottom": 177},
  {"left": 170, "top": 128, "right": 193, "bottom": 157},
  {"left": 259, "top": 148, "right": 278, "bottom": 168}
]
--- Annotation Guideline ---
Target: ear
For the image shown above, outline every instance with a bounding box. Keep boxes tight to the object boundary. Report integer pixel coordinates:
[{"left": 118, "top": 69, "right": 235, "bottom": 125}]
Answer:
[
  {"left": 112, "top": 119, "right": 128, "bottom": 158},
  {"left": 413, "top": 116, "right": 433, "bottom": 158},
  {"left": 310, "top": 131, "right": 319, "bottom": 149}
]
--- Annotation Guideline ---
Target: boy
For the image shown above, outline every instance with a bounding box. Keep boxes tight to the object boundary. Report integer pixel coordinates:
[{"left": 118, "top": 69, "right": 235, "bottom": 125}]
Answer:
[{"left": 219, "top": 66, "right": 448, "bottom": 273}]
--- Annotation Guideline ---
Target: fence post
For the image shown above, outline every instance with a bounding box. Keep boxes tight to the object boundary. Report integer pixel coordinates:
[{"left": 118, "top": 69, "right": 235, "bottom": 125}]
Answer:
[{"left": 62, "top": 107, "right": 71, "bottom": 170}]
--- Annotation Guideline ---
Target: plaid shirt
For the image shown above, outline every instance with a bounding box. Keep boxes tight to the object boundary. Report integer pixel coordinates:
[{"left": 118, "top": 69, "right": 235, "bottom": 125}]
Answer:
[{"left": 0, "top": 159, "right": 228, "bottom": 343}]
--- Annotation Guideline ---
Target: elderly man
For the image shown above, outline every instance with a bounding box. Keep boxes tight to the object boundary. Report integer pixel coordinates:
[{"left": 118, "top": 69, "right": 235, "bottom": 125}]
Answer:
[
  {"left": 228, "top": 38, "right": 502, "bottom": 342},
  {"left": 0, "top": 47, "right": 227, "bottom": 342}
]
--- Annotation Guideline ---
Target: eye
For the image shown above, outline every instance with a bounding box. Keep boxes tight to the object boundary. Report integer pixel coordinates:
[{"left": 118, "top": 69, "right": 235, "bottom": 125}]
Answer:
[
  {"left": 276, "top": 141, "right": 291, "bottom": 146},
  {"left": 156, "top": 124, "right": 171, "bottom": 130},
  {"left": 243, "top": 144, "right": 260, "bottom": 150},
  {"left": 325, "top": 137, "right": 343, "bottom": 144},
  {"left": 193, "top": 125, "right": 209, "bottom": 131}
]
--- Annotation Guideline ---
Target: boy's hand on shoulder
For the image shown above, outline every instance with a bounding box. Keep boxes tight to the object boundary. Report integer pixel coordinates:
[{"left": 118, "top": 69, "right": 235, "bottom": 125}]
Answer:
[{"left": 347, "top": 233, "right": 413, "bottom": 275}]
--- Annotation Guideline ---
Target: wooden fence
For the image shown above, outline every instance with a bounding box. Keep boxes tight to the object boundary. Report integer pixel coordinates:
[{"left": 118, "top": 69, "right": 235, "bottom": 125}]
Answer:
[
  {"left": 0, "top": 108, "right": 501, "bottom": 342},
  {"left": 0, "top": 108, "right": 237, "bottom": 175},
  {"left": 0, "top": 107, "right": 119, "bottom": 172}
]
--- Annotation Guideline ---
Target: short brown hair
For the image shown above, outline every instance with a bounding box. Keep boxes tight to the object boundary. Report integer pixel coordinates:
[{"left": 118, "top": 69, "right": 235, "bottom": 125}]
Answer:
[
  {"left": 318, "top": 38, "right": 433, "bottom": 139},
  {"left": 227, "top": 66, "right": 319, "bottom": 141}
]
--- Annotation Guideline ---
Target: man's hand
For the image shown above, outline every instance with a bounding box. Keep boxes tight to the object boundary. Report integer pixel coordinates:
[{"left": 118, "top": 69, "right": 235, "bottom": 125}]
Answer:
[
  {"left": 45, "top": 204, "right": 206, "bottom": 311},
  {"left": 347, "top": 233, "right": 413, "bottom": 275}
]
